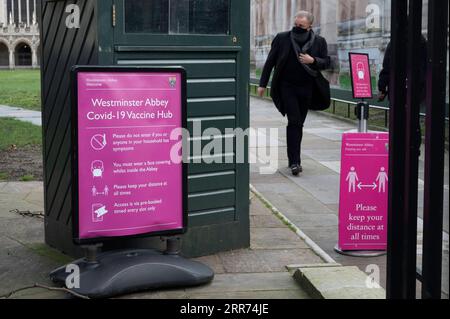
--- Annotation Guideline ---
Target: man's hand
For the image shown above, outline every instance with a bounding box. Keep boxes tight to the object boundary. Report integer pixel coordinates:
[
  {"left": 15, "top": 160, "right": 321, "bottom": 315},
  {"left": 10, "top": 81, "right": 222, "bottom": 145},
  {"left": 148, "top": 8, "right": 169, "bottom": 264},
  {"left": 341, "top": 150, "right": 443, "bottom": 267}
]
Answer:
[
  {"left": 378, "top": 91, "right": 387, "bottom": 102},
  {"left": 299, "top": 53, "right": 315, "bottom": 65},
  {"left": 257, "top": 87, "right": 266, "bottom": 97}
]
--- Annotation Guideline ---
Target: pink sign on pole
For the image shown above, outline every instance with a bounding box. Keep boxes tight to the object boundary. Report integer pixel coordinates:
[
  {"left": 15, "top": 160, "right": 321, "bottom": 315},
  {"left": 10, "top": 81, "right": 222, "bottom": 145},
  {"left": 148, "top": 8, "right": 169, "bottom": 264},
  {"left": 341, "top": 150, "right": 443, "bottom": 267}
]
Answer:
[
  {"left": 72, "top": 67, "right": 187, "bottom": 244},
  {"left": 349, "top": 53, "right": 373, "bottom": 99},
  {"left": 338, "top": 132, "right": 389, "bottom": 251}
]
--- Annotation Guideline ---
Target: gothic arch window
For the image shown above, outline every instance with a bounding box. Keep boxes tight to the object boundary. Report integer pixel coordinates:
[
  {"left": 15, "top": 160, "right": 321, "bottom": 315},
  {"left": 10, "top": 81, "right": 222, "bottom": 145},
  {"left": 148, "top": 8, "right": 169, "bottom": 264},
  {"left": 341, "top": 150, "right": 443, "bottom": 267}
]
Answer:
[
  {"left": 14, "top": 41, "right": 31, "bottom": 66},
  {"left": 0, "top": 42, "right": 9, "bottom": 67}
]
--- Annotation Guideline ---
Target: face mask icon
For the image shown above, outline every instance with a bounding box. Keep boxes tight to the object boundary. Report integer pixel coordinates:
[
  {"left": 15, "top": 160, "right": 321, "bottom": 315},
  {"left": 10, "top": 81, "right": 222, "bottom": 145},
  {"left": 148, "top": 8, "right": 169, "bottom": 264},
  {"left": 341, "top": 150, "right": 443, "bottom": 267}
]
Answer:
[
  {"left": 357, "top": 62, "right": 365, "bottom": 80},
  {"left": 91, "top": 160, "right": 104, "bottom": 178}
]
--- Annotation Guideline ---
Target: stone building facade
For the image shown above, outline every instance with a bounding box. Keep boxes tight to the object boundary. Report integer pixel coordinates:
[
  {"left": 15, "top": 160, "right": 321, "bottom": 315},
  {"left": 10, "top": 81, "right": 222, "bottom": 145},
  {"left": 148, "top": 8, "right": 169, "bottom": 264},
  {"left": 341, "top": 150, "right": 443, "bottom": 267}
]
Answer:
[{"left": 0, "top": 0, "right": 40, "bottom": 69}]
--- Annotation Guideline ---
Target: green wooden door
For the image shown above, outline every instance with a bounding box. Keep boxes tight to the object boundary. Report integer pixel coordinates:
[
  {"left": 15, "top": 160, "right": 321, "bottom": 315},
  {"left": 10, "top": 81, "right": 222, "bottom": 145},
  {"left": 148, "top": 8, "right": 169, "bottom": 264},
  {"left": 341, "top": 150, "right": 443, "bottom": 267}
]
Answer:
[{"left": 109, "top": 0, "right": 250, "bottom": 257}]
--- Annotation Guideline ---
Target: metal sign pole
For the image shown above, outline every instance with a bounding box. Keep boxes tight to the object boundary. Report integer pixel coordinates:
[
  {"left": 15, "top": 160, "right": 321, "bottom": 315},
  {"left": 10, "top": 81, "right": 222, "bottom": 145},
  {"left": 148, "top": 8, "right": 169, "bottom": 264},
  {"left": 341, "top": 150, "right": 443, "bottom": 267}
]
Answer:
[{"left": 356, "top": 100, "right": 370, "bottom": 133}]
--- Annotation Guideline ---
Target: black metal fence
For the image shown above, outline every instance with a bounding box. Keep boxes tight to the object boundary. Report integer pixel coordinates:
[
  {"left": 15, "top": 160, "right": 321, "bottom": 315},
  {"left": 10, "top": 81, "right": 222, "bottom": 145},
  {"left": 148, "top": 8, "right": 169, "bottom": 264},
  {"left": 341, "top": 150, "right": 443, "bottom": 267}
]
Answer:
[{"left": 387, "top": 0, "right": 448, "bottom": 300}]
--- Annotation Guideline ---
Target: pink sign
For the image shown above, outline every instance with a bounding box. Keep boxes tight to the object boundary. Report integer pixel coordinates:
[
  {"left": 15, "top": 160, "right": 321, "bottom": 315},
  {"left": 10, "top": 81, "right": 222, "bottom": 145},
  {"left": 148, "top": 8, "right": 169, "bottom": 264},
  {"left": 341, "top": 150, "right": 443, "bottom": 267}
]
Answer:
[
  {"left": 338, "top": 132, "right": 389, "bottom": 251},
  {"left": 349, "top": 53, "right": 373, "bottom": 99},
  {"left": 74, "top": 68, "right": 186, "bottom": 242}
]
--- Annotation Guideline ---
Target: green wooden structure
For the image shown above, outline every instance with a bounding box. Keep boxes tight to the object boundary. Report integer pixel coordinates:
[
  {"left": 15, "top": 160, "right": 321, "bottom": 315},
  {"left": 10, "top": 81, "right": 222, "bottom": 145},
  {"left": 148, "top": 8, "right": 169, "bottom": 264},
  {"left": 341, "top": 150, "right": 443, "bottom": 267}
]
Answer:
[{"left": 39, "top": 0, "right": 250, "bottom": 257}]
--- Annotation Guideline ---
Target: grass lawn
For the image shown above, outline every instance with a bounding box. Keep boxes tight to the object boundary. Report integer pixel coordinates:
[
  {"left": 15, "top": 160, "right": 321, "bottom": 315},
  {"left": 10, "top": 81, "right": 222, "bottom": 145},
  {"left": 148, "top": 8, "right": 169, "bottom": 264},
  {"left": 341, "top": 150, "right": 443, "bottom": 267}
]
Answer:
[
  {"left": 0, "top": 69, "right": 41, "bottom": 111},
  {"left": 0, "top": 118, "right": 42, "bottom": 151},
  {"left": 0, "top": 118, "right": 43, "bottom": 182}
]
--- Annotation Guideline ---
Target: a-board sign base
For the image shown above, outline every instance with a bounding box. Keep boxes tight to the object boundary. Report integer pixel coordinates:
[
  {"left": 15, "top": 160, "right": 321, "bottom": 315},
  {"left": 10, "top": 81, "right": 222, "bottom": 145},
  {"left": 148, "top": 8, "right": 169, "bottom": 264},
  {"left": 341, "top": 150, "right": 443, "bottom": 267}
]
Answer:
[
  {"left": 334, "top": 245, "right": 387, "bottom": 258},
  {"left": 49, "top": 249, "right": 214, "bottom": 298}
]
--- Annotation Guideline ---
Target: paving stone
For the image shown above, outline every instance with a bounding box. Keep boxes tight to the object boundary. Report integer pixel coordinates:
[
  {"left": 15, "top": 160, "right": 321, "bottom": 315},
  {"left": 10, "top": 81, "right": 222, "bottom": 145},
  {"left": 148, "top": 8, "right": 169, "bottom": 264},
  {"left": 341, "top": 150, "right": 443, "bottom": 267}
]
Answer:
[
  {"left": 301, "top": 137, "right": 340, "bottom": 151},
  {"left": 186, "top": 289, "right": 310, "bottom": 299},
  {"left": 325, "top": 204, "right": 339, "bottom": 213},
  {"left": 252, "top": 187, "right": 333, "bottom": 216},
  {"left": 192, "top": 254, "right": 226, "bottom": 275},
  {"left": 293, "top": 266, "right": 385, "bottom": 299},
  {"left": 0, "top": 237, "right": 60, "bottom": 297},
  {"left": 0, "top": 216, "right": 45, "bottom": 244},
  {"left": 217, "top": 249, "right": 272, "bottom": 273},
  {"left": 0, "top": 182, "right": 43, "bottom": 194},
  {"left": 251, "top": 228, "right": 309, "bottom": 250},
  {"left": 302, "top": 148, "right": 343, "bottom": 161},
  {"left": 256, "top": 249, "right": 323, "bottom": 271},
  {"left": 249, "top": 196, "right": 272, "bottom": 216},
  {"left": 7, "top": 287, "right": 68, "bottom": 299},
  {"left": 0, "top": 194, "right": 44, "bottom": 219},
  {"left": 184, "top": 272, "right": 303, "bottom": 294},
  {"left": 251, "top": 182, "right": 297, "bottom": 195},
  {"left": 286, "top": 263, "right": 342, "bottom": 272},
  {"left": 318, "top": 161, "right": 341, "bottom": 174},
  {"left": 24, "top": 190, "right": 45, "bottom": 207},
  {"left": 281, "top": 173, "right": 340, "bottom": 205},
  {"left": 216, "top": 248, "right": 321, "bottom": 274},
  {"left": 286, "top": 214, "right": 338, "bottom": 229},
  {"left": 125, "top": 290, "right": 189, "bottom": 299},
  {"left": 250, "top": 215, "right": 286, "bottom": 228}
]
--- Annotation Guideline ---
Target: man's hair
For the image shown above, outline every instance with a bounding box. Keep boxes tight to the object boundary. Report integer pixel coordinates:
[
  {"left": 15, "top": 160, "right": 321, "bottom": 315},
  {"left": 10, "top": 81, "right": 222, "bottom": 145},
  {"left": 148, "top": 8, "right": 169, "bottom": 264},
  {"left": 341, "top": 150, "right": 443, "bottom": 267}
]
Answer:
[{"left": 295, "top": 10, "right": 314, "bottom": 25}]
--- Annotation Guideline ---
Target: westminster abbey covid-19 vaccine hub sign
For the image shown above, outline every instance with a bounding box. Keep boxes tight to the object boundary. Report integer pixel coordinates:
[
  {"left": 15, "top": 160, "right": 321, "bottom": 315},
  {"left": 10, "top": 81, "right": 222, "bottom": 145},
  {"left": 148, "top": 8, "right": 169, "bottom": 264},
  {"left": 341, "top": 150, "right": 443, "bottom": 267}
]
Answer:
[
  {"left": 73, "top": 67, "right": 187, "bottom": 243},
  {"left": 49, "top": 67, "right": 213, "bottom": 299}
]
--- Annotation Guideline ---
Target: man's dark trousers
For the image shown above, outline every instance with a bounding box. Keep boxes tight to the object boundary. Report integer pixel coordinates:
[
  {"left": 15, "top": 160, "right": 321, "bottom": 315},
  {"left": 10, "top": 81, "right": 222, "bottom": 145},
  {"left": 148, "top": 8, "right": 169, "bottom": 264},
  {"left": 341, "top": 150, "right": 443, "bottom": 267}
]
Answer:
[{"left": 281, "top": 81, "right": 312, "bottom": 167}]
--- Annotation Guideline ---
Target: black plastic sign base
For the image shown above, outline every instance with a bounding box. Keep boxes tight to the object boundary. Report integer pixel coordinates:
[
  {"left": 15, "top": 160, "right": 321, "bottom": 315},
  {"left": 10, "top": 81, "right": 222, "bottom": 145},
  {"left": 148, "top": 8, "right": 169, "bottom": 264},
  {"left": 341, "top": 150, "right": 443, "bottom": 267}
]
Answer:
[{"left": 50, "top": 249, "right": 214, "bottom": 299}]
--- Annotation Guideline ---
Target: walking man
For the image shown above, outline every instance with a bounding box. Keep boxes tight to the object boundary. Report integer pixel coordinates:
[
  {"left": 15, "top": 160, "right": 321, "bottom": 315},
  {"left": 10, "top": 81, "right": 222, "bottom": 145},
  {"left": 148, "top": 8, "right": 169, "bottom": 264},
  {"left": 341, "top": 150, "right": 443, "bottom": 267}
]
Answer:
[{"left": 258, "top": 11, "right": 330, "bottom": 176}]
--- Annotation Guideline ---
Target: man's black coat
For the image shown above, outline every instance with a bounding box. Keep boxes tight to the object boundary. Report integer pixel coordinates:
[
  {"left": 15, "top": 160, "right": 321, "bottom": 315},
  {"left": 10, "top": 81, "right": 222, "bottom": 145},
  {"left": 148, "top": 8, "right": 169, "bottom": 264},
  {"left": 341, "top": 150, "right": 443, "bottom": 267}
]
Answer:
[{"left": 259, "top": 30, "right": 331, "bottom": 116}]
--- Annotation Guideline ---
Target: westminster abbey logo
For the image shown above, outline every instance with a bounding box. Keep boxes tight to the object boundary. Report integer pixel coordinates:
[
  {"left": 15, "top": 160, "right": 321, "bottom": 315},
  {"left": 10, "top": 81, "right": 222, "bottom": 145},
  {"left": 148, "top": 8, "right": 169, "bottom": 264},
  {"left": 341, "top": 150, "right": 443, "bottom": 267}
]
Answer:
[{"left": 169, "top": 77, "right": 177, "bottom": 88}]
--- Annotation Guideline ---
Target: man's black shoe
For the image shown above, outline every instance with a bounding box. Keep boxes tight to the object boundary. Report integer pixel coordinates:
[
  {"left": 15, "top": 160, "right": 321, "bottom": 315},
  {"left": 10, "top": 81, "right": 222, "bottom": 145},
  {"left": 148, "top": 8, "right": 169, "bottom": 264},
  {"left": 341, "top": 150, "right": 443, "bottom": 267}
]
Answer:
[{"left": 291, "top": 165, "right": 301, "bottom": 176}]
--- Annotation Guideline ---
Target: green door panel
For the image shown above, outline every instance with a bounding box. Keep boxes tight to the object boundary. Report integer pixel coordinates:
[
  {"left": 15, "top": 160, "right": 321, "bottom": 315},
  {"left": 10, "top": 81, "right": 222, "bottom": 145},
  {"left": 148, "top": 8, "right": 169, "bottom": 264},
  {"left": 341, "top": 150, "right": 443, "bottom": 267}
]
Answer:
[
  {"left": 187, "top": 79, "right": 236, "bottom": 98},
  {"left": 187, "top": 97, "right": 236, "bottom": 117},
  {"left": 187, "top": 117, "right": 236, "bottom": 137},
  {"left": 188, "top": 207, "right": 236, "bottom": 227},
  {"left": 117, "top": 58, "right": 237, "bottom": 79},
  {"left": 188, "top": 189, "right": 235, "bottom": 212},
  {"left": 188, "top": 170, "right": 236, "bottom": 193},
  {"left": 188, "top": 161, "right": 236, "bottom": 175},
  {"left": 189, "top": 135, "right": 235, "bottom": 155}
]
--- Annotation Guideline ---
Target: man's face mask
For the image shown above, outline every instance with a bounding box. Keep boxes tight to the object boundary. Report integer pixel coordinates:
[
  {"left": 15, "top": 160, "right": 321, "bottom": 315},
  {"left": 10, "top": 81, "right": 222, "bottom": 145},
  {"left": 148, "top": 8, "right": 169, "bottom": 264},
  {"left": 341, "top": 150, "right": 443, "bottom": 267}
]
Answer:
[{"left": 293, "top": 26, "right": 309, "bottom": 33}]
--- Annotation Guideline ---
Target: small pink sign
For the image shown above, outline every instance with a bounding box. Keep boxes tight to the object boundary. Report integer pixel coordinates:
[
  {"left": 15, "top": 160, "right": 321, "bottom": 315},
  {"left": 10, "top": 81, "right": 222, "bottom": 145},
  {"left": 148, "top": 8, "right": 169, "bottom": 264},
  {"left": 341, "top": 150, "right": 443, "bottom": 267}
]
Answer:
[
  {"left": 338, "top": 132, "right": 389, "bottom": 251},
  {"left": 74, "top": 69, "right": 185, "bottom": 242},
  {"left": 349, "top": 53, "right": 373, "bottom": 99}
]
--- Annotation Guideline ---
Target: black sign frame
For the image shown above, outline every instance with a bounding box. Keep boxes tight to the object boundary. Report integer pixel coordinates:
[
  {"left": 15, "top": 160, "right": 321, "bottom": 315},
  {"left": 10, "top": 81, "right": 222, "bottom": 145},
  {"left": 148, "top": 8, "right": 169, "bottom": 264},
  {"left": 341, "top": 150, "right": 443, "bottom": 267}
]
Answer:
[
  {"left": 348, "top": 52, "right": 374, "bottom": 100},
  {"left": 70, "top": 66, "right": 188, "bottom": 246}
]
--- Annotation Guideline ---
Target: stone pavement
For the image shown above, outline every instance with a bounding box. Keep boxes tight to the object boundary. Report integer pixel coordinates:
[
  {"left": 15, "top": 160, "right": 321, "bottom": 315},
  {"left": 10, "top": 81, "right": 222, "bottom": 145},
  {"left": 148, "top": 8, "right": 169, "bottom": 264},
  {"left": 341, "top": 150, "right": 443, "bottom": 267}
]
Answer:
[
  {"left": 0, "top": 181, "right": 326, "bottom": 299},
  {"left": 0, "top": 105, "right": 42, "bottom": 126},
  {"left": 249, "top": 96, "right": 449, "bottom": 297}
]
